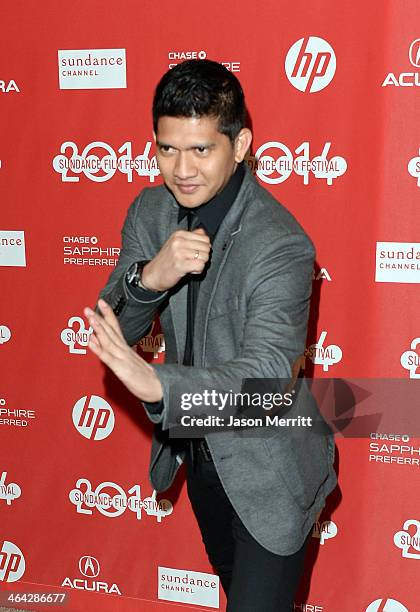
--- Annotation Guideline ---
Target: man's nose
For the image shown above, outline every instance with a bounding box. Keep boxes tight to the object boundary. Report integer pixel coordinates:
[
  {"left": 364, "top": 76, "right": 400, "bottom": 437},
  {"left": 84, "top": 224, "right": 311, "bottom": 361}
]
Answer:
[{"left": 174, "top": 151, "right": 197, "bottom": 180}]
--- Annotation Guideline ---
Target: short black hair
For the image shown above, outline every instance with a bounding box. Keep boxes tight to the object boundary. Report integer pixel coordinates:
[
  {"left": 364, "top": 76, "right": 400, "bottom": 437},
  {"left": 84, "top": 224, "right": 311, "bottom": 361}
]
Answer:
[{"left": 152, "top": 59, "right": 246, "bottom": 142}]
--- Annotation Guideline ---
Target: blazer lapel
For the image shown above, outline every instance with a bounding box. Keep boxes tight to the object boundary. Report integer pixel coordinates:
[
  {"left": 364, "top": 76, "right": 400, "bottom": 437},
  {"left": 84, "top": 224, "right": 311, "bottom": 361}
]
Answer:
[
  {"left": 166, "top": 204, "right": 188, "bottom": 365},
  {"left": 194, "top": 170, "right": 255, "bottom": 366},
  {"left": 194, "top": 224, "right": 241, "bottom": 367}
]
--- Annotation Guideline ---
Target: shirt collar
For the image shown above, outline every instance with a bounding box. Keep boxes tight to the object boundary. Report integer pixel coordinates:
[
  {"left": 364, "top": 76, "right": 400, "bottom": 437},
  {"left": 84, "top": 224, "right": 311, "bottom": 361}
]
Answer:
[{"left": 177, "top": 162, "right": 245, "bottom": 240}]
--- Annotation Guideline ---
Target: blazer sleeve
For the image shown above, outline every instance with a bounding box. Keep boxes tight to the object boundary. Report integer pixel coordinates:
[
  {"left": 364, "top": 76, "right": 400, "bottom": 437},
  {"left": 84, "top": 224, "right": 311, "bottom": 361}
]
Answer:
[
  {"left": 148, "top": 231, "right": 315, "bottom": 430},
  {"left": 98, "top": 191, "right": 168, "bottom": 347}
]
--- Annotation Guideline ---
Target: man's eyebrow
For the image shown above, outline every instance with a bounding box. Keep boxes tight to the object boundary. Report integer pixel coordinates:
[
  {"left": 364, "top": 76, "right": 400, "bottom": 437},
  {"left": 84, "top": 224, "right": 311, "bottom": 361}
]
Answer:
[
  {"left": 156, "top": 140, "right": 216, "bottom": 150},
  {"left": 156, "top": 140, "right": 174, "bottom": 148}
]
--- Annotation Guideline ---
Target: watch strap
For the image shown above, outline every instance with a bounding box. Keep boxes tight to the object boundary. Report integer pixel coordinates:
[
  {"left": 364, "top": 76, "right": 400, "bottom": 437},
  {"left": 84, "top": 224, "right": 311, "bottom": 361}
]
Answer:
[{"left": 127, "top": 260, "right": 161, "bottom": 293}]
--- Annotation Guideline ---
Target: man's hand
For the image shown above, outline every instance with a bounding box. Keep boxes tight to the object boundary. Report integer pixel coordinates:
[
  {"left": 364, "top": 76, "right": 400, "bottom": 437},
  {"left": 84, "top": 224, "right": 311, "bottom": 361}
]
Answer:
[
  {"left": 84, "top": 299, "right": 163, "bottom": 403},
  {"left": 142, "top": 227, "right": 211, "bottom": 291}
]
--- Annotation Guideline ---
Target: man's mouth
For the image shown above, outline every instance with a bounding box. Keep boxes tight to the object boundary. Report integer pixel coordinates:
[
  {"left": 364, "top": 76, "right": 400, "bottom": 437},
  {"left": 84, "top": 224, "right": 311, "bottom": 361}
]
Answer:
[{"left": 176, "top": 184, "right": 201, "bottom": 195}]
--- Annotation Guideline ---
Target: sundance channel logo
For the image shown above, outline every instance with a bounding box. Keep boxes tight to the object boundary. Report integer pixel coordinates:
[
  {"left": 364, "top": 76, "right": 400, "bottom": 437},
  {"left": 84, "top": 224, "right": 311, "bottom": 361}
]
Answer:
[
  {"left": 375, "top": 242, "right": 420, "bottom": 283},
  {"left": 0, "top": 231, "right": 26, "bottom": 267},
  {"left": 58, "top": 49, "right": 126, "bottom": 90},
  {"left": 158, "top": 566, "right": 219, "bottom": 608}
]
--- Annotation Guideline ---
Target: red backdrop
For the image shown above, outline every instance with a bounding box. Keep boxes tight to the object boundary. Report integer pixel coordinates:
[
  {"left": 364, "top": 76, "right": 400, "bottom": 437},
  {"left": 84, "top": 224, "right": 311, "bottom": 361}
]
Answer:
[{"left": 1, "top": 1, "right": 420, "bottom": 611}]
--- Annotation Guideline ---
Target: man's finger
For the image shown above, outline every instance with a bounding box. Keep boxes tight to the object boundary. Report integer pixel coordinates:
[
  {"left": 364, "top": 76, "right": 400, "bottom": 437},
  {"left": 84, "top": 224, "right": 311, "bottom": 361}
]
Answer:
[
  {"left": 89, "top": 334, "right": 99, "bottom": 347},
  {"left": 185, "top": 230, "right": 211, "bottom": 245},
  {"left": 88, "top": 335, "right": 117, "bottom": 370},
  {"left": 97, "top": 299, "right": 126, "bottom": 339},
  {"left": 172, "top": 229, "right": 209, "bottom": 243},
  {"left": 87, "top": 312, "right": 125, "bottom": 354},
  {"left": 188, "top": 237, "right": 211, "bottom": 251},
  {"left": 84, "top": 303, "right": 124, "bottom": 346}
]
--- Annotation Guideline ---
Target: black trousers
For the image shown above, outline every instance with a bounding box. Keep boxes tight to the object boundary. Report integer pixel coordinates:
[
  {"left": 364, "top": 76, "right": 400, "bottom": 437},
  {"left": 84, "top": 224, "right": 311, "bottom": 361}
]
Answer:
[{"left": 185, "top": 444, "right": 311, "bottom": 612}]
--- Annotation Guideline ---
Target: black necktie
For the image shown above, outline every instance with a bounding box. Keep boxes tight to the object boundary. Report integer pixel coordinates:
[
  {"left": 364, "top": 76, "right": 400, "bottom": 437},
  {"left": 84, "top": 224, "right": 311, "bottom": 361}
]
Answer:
[
  {"left": 183, "top": 211, "right": 202, "bottom": 468},
  {"left": 183, "top": 211, "right": 200, "bottom": 366}
]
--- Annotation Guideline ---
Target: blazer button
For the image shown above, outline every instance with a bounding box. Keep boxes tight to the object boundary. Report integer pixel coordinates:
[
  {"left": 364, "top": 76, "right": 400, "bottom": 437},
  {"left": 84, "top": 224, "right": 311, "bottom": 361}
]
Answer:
[{"left": 113, "top": 296, "right": 126, "bottom": 315}]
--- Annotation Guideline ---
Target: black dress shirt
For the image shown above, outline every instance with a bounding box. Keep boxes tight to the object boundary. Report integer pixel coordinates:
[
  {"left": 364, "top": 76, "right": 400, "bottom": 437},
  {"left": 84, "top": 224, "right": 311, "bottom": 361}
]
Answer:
[{"left": 176, "top": 161, "right": 245, "bottom": 242}]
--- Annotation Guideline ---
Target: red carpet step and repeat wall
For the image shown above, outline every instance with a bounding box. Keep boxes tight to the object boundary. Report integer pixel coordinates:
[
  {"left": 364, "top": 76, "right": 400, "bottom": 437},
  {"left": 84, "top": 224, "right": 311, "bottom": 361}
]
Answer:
[{"left": 1, "top": 1, "right": 420, "bottom": 610}]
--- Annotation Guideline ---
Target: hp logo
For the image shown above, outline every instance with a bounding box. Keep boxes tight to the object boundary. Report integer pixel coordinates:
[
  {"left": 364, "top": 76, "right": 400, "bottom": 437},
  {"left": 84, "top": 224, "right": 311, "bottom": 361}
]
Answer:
[
  {"left": 285, "top": 36, "right": 336, "bottom": 93},
  {"left": 72, "top": 395, "right": 115, "bottom": 440},
  {"left": 0, "top": 541, "right": 25, "bottom": 582}
]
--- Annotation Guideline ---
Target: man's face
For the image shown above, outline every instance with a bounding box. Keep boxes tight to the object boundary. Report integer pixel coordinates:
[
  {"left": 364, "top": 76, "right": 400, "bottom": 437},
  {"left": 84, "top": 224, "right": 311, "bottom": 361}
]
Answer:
[{"left": 155, "top": 115, "right": 249, "bottom": 208}]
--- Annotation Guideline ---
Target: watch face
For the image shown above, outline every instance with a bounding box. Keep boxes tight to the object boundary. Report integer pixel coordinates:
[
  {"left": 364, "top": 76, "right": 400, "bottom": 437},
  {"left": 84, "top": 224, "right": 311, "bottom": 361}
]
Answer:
[{"left": 126, "top": 262, "right": 139, "bottom": 285}]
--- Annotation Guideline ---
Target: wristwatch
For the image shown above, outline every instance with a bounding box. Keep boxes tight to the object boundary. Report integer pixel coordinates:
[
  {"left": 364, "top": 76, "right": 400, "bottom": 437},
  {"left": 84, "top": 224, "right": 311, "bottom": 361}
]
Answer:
[{"left": 126, "top": 260, "right": 160, "bottom": 292}]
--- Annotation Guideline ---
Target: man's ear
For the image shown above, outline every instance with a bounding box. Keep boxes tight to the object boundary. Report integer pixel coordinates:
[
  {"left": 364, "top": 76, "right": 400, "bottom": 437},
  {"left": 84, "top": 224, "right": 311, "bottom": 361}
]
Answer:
[
  {"left": 153, "top": 131, "right": 157, "bottom": 143},
  {"left": 234, "top": 128, "right": 252, "bottom": 163}
]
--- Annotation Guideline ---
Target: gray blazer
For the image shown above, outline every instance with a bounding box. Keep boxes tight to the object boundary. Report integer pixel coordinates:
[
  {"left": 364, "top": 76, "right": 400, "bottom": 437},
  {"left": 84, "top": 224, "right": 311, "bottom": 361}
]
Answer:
[{"left": 99, "top": 165, "right": 337, "bottom": 555}]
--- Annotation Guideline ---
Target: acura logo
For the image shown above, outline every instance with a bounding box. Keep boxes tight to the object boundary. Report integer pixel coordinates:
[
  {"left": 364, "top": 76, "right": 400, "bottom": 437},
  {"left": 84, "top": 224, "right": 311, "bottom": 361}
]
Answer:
[
  {"left": 409, "top": 39, "right": 420, "bottom": 67},
  {"left": 79, "top": 555, "right": 100, "bottom": 578}
]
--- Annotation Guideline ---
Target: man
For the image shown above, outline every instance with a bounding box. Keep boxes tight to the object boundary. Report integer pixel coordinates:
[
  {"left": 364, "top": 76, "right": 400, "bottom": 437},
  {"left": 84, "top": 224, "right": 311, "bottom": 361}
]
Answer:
[{"left": 84, "top": 59, "right": 337, "bottom": 611}]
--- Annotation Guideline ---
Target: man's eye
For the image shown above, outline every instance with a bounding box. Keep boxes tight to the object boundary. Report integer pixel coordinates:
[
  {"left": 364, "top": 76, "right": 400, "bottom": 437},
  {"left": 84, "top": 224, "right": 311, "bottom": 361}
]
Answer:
[
  {"left": 195, "top": 147, "right": 208, "bottom": 154},
  {"left": 159, "top": 145, "right": 173, "bottom": 153}
]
